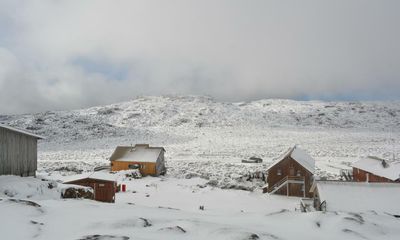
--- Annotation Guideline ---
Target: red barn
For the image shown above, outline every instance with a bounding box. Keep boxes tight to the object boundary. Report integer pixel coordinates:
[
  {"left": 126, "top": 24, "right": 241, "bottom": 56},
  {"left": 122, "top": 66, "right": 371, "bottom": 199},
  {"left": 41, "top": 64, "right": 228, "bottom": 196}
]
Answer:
[
  {"left": 265, "top": 146, "right": 315, "bottom": 197},
  {"left": 352, "top": 156, "right": 400, "bottom": 183}
]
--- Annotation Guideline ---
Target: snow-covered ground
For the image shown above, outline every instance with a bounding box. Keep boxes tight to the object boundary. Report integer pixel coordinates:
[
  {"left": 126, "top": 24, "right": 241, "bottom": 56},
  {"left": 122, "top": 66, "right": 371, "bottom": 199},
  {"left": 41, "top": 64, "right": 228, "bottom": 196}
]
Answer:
[
  {"left": 1, "top": 95, "right": 400, "bottom": 239},
  {"left": 1, "top": 174, "right": 400, "bottom": 240}
]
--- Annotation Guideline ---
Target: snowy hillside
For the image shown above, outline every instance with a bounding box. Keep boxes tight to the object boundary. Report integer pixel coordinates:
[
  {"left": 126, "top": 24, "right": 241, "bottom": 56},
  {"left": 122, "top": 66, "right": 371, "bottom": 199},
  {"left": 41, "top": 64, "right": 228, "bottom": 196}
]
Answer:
[
  {"left": 2, "top": 95, "right": 400, "bottom": 142},
  {"left": 1, "top": 95, "right": 400, "bottom": 187}
]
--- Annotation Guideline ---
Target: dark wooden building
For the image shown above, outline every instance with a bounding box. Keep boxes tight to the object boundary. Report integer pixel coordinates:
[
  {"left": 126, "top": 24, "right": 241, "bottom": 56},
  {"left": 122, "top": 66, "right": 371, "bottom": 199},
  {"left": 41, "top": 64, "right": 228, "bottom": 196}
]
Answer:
[
  {"left": 352, "top": 156, "right": 400, "bottom": 183},
  {"left": 265, "top": 146, "right": 315, "bottom": 198},
  {"left": 64, "top": 172, "right": 117, "bottom": 203},
  {"left": 0, "top": 124, "right": 44, "bottom": 177}
]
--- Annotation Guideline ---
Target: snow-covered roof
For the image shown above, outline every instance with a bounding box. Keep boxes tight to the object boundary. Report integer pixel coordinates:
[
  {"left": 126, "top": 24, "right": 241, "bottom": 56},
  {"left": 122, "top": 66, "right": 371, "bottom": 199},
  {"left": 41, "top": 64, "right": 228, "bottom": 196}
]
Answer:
[
  {"left": 0, "top": 124, "right": 45, "bottom": 139},
  {"left": 110, "top": 144, "right": 165, "bottom": 163},
  {"left": 312, "top": 181, "right": 400, "bottom": 214},
  {"left": 64, "top": 172, "right": 118, "bottom": 183},
  {"left": 352, "top": 156, "right": 400, "bottom": 181},
  {"left": 267, "top": 145, "right": 315, "bottom": 173}
]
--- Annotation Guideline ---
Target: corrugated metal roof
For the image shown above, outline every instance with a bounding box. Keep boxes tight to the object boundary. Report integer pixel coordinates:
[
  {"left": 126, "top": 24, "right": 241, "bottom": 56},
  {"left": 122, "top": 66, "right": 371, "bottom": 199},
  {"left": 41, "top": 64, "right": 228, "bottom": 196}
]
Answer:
[
  {"left": 110, "top": 144, "right": 165, "bottom": 163},
  {"left": 0, "top": 124, "right": 45, "bottom": 139}
]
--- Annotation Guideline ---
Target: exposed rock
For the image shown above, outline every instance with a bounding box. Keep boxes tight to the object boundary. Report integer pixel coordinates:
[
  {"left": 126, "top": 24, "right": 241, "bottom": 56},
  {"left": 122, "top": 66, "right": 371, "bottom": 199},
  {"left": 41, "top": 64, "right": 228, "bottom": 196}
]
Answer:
[
  {"left": 77, "top": 235, "right": 129, "bottom": 240},
  {"left": 62, "top": 186, "right": 93, "bottom": 199},
  {"left": 159, "top": 225, "right": 186, "bottom": 233},
  {"left": 8, "top": 199, "right": 41, "bottom": 208},
  {"left": 30, "top": 220, "right": 44, "bottom": 226},
  {"left": 139, "top": 217, "right": 152, "bottom": 227},
  {"left": 247, "top": 233, "right": 259, "bottom": 239}
]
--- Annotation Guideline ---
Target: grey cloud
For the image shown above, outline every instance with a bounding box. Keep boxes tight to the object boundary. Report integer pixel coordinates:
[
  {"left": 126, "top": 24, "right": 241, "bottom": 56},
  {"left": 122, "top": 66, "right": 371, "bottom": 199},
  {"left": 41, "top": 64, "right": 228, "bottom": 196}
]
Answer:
[{"left": 0, "top": 0, "right": 400, "bottom": 114}]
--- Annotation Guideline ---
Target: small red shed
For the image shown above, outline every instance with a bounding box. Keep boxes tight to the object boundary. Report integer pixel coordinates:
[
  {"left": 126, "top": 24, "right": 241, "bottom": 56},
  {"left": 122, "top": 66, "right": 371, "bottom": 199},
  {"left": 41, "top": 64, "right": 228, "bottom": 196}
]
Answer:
[{"left": 64, "top": 172, "right": 117, "bottom": 203}]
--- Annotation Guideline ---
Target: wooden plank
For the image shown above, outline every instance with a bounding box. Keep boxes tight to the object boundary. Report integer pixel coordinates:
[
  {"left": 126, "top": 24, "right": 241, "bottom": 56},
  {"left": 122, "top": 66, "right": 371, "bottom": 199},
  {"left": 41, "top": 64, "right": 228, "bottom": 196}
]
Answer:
[{"left": 0, "top": 127, "right": 38, "bottom": 176}]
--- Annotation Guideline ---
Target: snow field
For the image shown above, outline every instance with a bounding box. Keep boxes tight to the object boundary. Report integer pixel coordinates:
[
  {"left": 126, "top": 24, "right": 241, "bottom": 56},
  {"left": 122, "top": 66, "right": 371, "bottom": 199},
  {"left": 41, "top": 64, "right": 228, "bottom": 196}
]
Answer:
[{"left": 1, "top": 175, "right": 400, "bottom": 240}]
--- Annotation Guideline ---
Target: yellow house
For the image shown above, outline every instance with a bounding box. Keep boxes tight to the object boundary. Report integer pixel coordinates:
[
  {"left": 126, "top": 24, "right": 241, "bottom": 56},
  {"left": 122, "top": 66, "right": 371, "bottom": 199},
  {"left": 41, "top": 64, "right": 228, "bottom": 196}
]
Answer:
[{"left": 110, "top": 144, "right": 166, "bottom": 176}]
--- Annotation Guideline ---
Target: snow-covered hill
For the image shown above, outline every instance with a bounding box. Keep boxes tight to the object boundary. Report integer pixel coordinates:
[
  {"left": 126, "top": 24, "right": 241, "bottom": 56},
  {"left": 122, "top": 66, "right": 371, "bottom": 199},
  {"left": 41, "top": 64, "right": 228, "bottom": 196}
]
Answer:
[
  {"left": 1, "top": 95, "right": 400, "bottom": 187},
  {"left": 2, "top": 95, "right": 400, "bottom": 143}
]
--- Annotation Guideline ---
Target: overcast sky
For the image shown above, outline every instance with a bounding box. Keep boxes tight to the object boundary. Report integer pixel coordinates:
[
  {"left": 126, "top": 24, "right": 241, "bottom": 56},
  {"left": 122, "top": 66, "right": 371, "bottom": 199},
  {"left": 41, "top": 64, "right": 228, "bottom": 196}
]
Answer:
[{"left": 1, "top": 0, "right": 400, "bottom": 114}]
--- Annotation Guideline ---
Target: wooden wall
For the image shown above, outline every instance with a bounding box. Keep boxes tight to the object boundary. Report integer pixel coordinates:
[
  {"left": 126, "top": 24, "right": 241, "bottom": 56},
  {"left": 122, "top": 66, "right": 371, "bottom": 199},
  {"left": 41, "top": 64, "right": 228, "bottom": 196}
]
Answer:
[
  {"left": 267, "top": 156, "right": 314, "bottom": 197},
  {"left": 111, "top": 161, "right": 157, "bottom": 176},
  {"left": 0, "top": 127, "right": 38, "bottom": 177},
  {"left": 352, "top": 167, "right": 395, "bottom": 183}
]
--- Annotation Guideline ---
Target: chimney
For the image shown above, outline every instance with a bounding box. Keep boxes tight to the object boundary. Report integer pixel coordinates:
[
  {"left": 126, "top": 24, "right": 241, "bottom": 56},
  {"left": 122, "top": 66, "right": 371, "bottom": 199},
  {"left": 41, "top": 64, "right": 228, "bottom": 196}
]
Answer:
[{"left": 381, "top": 160, "right": 388, "bottom": 168}]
